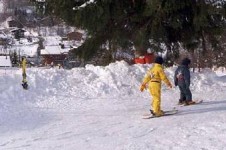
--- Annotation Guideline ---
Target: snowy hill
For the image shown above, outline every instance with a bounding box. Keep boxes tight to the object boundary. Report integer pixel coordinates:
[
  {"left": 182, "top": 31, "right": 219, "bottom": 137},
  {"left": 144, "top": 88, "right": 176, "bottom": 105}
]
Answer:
[{"left": 1, "top": 61, "right": 226, "bottom": 150}]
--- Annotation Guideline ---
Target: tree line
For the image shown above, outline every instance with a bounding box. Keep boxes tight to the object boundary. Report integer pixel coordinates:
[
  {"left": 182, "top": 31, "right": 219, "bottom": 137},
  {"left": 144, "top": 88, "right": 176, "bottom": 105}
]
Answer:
[{"left": 29, "top": 0, "right": 226, "bottom": 68}]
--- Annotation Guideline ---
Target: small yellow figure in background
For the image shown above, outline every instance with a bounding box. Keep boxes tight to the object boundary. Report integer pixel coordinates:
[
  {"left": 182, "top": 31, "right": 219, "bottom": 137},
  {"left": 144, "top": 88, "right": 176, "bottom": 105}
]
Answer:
[{"left": 21, "top": 57, "right": 28, "bottom": 89}]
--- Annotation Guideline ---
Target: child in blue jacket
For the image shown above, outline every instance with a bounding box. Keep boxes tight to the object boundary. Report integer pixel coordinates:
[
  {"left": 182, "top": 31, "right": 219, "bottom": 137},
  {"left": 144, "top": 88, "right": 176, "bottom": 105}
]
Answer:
[{"left": 174, "top": 58, "right": 195, "bottom": 105}]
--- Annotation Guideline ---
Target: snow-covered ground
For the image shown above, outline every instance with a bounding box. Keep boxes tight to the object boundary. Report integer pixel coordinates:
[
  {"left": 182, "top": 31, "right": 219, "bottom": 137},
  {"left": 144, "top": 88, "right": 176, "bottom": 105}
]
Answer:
[{"left": 1, "top": 61, "right": 226, "bottom": 150}]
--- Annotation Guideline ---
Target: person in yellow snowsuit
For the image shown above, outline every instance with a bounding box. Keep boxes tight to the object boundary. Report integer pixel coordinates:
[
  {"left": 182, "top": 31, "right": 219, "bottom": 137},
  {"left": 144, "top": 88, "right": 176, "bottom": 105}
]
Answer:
[
  {"left": 140, "top": 56, "right": 172, "bottom": 117},
  {"left": 21, "top": 57, "right": 28, "bottom": 89},
  {"left": 22, "top": 57, "right": 27, "bottom": 83}
]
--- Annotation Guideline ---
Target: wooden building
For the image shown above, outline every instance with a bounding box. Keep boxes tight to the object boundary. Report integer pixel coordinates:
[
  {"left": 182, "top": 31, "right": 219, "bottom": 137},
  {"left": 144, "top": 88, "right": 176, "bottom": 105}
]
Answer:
[
  {"left": 67, "top": 31, "right": 83, "bottom": 41},
  {"left": 40, "top": 45, "right": 69, "bottom": 66}
]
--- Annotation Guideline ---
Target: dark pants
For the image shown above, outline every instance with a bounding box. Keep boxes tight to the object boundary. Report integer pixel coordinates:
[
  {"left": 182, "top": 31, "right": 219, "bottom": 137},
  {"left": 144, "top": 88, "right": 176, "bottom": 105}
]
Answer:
[{"left": 178, "top": 84, "right": 192, "bottom": 102}]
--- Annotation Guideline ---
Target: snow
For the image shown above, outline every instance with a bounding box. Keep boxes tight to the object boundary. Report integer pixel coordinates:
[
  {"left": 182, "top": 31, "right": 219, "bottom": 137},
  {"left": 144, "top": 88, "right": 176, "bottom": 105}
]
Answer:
[
  {"left": 41, "top": 45, "right": 69, "bottom": 55},
  {"left": 43, "top": 36, "right": 62, "bottom": 46},
  {"left": 1, "top": 61, "right": 226, "bottom": 149},
  {"left": 73, "top": 0, "right": 95, "bottom": 10},
  {"left": 0, "top": 56, "right": 11, "bottom": 67},
  {"left": 10, "top": 44, "right": 39, "bottom": 57},
  {"left": 41, "top": 36, "right": 72, "bottom": 55}
]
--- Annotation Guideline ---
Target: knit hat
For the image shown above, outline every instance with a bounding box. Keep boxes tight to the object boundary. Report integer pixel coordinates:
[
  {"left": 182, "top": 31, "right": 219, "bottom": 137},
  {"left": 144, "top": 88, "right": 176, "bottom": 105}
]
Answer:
[
  {"left": 181, "top": 58, "right": 191, "bottom": 66},
  {"left": 155, "top": 56, "right": 164, "bottom": 65}
]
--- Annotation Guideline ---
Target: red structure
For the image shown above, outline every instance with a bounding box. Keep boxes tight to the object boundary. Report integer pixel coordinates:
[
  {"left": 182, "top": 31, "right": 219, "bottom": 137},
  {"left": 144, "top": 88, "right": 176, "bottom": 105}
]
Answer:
[{"left": 134, "top": 53, "right": 155, "bottom": 64}]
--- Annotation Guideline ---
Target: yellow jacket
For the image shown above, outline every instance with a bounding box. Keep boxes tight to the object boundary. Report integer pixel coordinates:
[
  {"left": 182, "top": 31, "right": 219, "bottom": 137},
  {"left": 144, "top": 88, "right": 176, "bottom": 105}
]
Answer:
[{"left": 142, "top": 63, "right": 172, "bottom": 87}]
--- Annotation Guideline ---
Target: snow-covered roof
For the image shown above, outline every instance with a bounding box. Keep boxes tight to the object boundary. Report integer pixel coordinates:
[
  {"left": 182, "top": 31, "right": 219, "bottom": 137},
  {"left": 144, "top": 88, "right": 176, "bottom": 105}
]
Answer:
[
  {"left": 10, "top": 28, "right": 26, "bottom": 33},
  {"left": 40, "top": 36, "right": 75, "bottom": 55},
  {"left": 11, "top": 44, "right": 39, "bottom": 57},
  {"left": 43, "top": 36, "right": 61, "bottom": 45},
  {"left": 41, "top": 45, "right": 70, "bottom": 55},
  {"left": 0, "top": 56, "right": 12, "bottom": 67}
]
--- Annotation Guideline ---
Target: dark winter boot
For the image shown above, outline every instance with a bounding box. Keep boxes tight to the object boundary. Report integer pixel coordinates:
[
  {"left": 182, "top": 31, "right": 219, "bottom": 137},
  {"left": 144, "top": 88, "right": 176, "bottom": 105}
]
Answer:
[
  {"left": 22, "top": 82, "right": 28, "bottom": 90},
  {"left": 178, "top": 99, "right": 186, "bottom": 105},
  {"left": 149, "top": 109, "right": 164, "bottom": 117}
]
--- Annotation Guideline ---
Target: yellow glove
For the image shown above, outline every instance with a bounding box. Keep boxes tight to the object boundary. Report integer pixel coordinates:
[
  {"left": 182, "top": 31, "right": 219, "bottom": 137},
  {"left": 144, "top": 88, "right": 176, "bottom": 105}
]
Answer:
[{"left": 140, "top": 84, "right": 146, "bottom": 92}]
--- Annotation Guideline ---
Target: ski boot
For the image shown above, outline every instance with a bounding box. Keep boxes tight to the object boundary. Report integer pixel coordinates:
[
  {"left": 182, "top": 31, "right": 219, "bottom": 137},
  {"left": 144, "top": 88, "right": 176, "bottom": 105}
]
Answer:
[
  {"left": 150, "top": 109, "right": 164, "bottom": 117},
  {"left": 22, "top": 81, "right": 28, "bottom": 90}
]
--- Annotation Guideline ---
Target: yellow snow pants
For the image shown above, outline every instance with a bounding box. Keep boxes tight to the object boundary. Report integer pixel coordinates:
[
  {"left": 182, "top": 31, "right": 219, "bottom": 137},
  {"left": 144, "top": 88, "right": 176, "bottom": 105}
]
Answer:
[{"left": 149, "top": 82, "right": 162, "bottom": 116}]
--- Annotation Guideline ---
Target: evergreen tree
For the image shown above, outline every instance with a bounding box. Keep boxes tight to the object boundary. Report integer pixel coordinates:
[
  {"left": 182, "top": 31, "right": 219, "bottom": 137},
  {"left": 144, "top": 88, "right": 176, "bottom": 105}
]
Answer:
[{"left": 31, "top": 0, "right": 226, "bottom": 65}]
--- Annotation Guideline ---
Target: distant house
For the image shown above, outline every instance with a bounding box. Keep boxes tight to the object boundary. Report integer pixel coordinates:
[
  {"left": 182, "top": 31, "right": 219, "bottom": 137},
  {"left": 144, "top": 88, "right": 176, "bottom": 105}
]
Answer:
[
  {"left": 0, "top": 55, "right": 12, "bottom": 67},
  {"left": 11, "top": 28, "right": 26, "bottom": 39},
  {"left": 40, "top": 45, "right": 70, "bottom": 66},
  {"left": 67, "top": 31, "right": 83, "bottom": 41},
  {"left": 8, "top": 20, "right": 23, "bottom": 28}
]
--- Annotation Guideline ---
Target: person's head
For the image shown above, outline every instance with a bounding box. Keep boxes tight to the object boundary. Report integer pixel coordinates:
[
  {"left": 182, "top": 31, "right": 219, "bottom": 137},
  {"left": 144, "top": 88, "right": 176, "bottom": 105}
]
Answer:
[
  {"left": 181, "top": 57, "right": 191, "bottom": 66},
  {"left": 155, "top": 56, "right": 164, "bottom": 65},
  {"left": 22, "top": 56, "right": 25, "bottom": 61}
]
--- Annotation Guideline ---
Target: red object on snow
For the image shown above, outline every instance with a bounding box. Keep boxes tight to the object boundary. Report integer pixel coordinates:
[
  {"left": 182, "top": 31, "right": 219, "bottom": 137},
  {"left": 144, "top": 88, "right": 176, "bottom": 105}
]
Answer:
[
  {"left": 134, "top": 57, "right": 145, "bottom": 64},
  {"left": 144, "top": 54, "right": 154, "bottom": 64},
  {"left": 134, "top": 53, "right": 154, "bottom": 64}
]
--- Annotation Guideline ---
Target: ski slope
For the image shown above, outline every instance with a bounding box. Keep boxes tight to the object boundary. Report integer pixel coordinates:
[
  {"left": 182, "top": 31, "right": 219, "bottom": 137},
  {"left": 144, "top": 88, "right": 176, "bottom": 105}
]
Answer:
[{"left": 1, "top": 61, "right": 226, "bottom": 150}]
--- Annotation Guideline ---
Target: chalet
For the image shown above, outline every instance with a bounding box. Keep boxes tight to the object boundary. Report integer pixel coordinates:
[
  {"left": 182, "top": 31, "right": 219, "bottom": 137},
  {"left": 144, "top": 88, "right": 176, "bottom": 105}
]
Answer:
[
  {"left": 8, "top": 20, "right": 23, "bottom": 28},
  {"left": 40, "top": 45, "right": 70, "bottom": 66},
  {"left": 67, "top": 31, "right": 83, "bottom": 41},
  {"left": 11, "top": 28, "right": 26, "bottom": 39}
]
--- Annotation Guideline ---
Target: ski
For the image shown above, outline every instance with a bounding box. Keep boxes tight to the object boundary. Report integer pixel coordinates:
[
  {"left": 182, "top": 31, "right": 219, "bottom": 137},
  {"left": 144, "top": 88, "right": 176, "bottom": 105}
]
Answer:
[
  {"left": 142, "top": 109, "right": 178, "bottom": 119},
  {"left": 182, "top": 100, "right": 203, "bottom": 106}
]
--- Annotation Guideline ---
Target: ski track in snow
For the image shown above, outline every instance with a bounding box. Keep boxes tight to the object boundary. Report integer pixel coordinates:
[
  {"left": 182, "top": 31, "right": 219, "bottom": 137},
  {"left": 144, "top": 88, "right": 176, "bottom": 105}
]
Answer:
[{"left": 1, "top": 62, "right": 226, "bottom": 150}]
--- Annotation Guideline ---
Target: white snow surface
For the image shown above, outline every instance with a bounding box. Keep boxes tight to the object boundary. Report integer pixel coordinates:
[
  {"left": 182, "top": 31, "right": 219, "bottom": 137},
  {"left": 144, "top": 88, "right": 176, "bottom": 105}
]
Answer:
[
  {"left": 1, "top": 61, "right": 226, "bottom": 150},
  {"left": 0, "top": 56, "right": 11, "bottom": 67}
]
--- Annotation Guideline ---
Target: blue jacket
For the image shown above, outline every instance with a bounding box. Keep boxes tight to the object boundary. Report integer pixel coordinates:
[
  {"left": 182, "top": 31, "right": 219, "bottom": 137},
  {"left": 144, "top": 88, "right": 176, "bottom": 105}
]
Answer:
[{"left": 174, "top": 65, "right": 190, "bottom": 87}]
